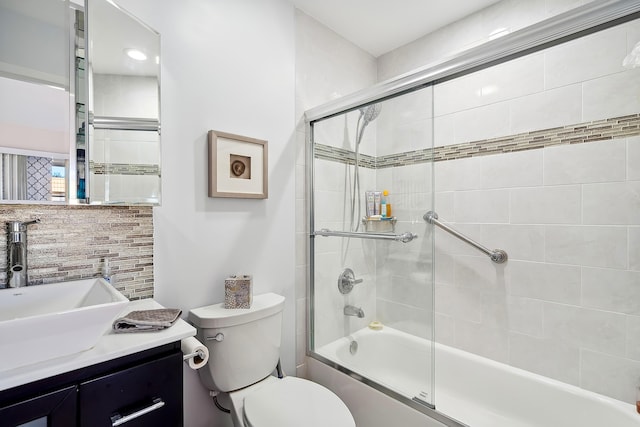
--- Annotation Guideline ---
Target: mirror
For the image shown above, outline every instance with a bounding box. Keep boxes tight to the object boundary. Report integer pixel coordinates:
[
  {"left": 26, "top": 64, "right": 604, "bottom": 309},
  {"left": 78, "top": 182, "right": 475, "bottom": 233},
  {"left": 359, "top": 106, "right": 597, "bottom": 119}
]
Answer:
[
  {"left": 0, "top": 0, "right": 161, "bottom": 205},
  {"left": 0, "top": 0, "right": 71, "bottom": 202},
  {"left": 86, "top": 0, "right": 161, "bottom": 204}
]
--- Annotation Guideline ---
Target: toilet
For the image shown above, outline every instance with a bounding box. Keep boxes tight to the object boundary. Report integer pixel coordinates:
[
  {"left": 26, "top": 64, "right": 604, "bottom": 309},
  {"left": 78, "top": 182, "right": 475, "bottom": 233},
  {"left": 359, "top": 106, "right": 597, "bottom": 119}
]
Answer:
[{"left": 188, "top": 293, "right": 355, "bottom": 427}]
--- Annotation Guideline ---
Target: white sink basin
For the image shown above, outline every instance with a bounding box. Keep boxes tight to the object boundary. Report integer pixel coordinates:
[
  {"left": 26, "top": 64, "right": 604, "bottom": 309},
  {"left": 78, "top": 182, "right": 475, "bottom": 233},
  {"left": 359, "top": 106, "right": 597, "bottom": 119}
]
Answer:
[{"left": 0, "top": 278, "right": 128, "bottom": 371}]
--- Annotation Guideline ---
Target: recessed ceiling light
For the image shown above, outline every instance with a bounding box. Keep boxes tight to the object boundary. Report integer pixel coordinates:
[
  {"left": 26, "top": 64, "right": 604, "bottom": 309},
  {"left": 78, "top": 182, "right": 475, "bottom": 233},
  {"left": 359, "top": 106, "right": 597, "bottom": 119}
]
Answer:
[{"left": 124, "top": 48, "right": 147, "bottom": 61}]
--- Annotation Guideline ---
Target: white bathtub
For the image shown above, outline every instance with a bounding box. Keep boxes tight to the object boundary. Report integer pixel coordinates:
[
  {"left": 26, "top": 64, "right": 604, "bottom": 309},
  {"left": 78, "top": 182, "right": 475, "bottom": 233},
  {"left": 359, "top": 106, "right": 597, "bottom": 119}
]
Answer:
[{"left": 313, "top": 326, "right": 640, "bottom": 427}]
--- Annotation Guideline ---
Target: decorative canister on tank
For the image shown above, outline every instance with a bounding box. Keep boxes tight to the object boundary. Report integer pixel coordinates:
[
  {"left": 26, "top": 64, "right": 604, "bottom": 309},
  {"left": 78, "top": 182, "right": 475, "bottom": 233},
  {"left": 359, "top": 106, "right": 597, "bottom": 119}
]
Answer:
[{"left": 224, "top": 274, "right": 253, "bottom": 308}]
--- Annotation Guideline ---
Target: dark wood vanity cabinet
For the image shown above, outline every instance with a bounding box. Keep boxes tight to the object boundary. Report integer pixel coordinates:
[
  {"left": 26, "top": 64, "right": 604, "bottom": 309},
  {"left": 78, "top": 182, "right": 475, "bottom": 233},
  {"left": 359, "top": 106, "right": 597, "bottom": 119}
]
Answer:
[{"left": 0, "top": 342, "right": 183, "bottom": 427}]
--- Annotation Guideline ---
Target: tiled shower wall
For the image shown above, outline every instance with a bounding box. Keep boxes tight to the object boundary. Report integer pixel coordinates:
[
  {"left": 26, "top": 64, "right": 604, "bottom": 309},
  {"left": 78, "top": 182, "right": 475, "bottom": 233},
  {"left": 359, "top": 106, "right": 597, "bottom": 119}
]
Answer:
[
  {"left": 0, "top": 205, "right": 154, "bottom": 300},
  {"left": 385, "top": 17, "right": 640, "bottom": 404}
]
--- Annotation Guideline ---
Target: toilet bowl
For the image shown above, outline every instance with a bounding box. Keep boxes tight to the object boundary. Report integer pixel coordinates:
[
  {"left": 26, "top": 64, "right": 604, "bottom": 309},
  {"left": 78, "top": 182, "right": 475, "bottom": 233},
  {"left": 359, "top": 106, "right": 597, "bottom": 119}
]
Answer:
[{"left": 188, "top": 293, "right": 355, "bottom": 427}]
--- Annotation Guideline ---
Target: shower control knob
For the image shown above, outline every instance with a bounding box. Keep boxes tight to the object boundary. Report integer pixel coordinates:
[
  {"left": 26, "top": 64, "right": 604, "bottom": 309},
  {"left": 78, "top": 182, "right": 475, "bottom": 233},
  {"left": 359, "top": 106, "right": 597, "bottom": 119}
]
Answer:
[{"left": 338, "top": 268, "right": 363, "bottom": 294}]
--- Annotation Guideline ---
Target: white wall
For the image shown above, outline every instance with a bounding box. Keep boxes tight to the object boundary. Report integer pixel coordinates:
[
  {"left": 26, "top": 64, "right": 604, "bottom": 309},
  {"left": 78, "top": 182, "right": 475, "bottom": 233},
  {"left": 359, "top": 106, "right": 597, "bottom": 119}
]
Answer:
[{"left": 115, "top": 1, "right": 296, "bottom": 426}]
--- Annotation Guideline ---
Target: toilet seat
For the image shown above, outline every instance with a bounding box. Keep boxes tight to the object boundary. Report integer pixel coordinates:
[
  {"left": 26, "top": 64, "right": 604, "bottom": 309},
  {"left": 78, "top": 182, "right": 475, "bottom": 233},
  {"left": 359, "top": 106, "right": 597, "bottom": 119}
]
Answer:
[{"left": 243, "top": 377, "right": 355, "bottom": 427}]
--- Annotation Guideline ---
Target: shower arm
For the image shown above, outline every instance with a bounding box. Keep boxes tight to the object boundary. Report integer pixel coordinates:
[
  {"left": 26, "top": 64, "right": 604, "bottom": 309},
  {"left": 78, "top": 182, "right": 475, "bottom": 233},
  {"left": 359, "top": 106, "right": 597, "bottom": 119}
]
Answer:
[
  {"left": 424, "top": 211, "right": 508, "bottom": 264},
  {"left": 314, "top": 228, "right": 418, "bottom": 243}
]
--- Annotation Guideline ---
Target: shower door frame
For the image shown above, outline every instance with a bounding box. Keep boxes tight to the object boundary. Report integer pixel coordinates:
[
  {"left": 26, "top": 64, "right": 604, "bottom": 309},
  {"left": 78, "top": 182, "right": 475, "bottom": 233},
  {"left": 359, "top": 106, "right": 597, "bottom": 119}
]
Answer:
[{"left": 305, "top": 1, "right": 640, "bottom": 425}]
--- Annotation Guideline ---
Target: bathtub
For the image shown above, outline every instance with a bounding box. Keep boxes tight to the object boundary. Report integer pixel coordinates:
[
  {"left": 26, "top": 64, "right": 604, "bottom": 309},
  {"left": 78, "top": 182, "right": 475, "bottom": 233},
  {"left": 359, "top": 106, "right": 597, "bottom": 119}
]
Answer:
[{"left": 311, "top": 326, "right": 640, "bottom": 427}]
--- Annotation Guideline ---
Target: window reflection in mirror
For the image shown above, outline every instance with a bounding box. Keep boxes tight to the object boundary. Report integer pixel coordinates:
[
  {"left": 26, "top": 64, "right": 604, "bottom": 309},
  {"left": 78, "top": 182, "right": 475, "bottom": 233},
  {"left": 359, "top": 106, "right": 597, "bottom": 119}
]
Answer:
[{"left": 0, "top": 0, "right": 71, "bottom": 203}]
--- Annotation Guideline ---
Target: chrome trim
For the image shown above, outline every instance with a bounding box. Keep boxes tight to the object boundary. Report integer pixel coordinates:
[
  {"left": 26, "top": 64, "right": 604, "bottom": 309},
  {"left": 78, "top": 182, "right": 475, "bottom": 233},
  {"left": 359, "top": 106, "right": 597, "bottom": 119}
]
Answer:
[
  {"left": 314, "top": 228, "right": 418, "bottom": 243},
  {"left": 304, "top": 0, "right": 640, "bottom": 123},
  {"left": 90, "top": 115, "right": 160, "bottom": 131},
  {"left": 424, "top": 211, "right": 508, "bottom": 264},
  {"left": 111, "top": 398, "right": 165, "bottom": 426},
  {"left": 338, "top": 268, "right": 363, "bottom": 294},
  {"left": 308, "top": 351, "right": 469, "bottom": 427}
]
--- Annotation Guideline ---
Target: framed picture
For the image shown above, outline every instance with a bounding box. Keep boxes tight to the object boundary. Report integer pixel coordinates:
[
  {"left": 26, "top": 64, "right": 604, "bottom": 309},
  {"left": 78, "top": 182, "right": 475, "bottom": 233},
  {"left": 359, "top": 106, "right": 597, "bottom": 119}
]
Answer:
[{"left": 208, "top": 130, "right": 268, "bottom": 199}]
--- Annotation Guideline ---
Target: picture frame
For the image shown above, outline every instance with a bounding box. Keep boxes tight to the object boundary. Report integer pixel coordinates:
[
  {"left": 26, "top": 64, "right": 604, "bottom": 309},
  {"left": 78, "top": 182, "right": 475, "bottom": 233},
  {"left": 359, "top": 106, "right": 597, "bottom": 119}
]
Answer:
[{"left": 208, "top": 130, "right": 268, "bottom": 199}]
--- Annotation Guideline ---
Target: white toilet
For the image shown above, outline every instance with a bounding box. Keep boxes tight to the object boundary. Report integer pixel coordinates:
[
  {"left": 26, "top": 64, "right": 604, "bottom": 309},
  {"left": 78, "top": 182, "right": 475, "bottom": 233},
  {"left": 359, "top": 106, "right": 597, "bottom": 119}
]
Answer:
[{"left": 188, "top": 293, "right": 355, "bottom": 427}]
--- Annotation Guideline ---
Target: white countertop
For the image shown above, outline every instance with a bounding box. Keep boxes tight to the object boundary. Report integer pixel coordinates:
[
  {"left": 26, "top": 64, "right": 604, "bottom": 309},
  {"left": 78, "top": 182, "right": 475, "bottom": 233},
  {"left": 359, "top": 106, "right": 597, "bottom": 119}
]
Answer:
[{"left": 0, "top": 298, "right": 196, "bottom": 392}]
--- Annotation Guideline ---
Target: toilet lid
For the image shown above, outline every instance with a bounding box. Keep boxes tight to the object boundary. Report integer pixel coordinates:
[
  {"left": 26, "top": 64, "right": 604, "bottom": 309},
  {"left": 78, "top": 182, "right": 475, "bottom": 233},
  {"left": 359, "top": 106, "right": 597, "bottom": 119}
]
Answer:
[{"left": 243, "top": 377, "right": 355, "bottom": 427}]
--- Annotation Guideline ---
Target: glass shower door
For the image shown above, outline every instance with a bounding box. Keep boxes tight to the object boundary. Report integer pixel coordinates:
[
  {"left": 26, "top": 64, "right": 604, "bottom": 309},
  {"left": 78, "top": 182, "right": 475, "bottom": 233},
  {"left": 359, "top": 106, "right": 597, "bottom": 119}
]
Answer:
[{"left": 309, "top": 85, "right": 435, "bottom": 408}]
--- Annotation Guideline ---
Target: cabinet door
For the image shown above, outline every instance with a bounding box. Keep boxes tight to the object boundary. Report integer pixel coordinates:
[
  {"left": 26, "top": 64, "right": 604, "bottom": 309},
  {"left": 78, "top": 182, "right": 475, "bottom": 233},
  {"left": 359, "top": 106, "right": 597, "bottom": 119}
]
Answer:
[
  {"left": 79, "top": 352, "right": 182, "bottom": 427},
  {"left": 0, "top": 385, "right": 77, "bottom": 427}
]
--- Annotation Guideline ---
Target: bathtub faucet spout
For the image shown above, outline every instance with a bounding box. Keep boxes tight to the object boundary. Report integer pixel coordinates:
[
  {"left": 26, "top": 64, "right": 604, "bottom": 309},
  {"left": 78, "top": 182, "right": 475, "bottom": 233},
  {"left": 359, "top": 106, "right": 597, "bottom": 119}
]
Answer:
[{"left": 344, "top": 305, "right": 365, "bottom": 318}]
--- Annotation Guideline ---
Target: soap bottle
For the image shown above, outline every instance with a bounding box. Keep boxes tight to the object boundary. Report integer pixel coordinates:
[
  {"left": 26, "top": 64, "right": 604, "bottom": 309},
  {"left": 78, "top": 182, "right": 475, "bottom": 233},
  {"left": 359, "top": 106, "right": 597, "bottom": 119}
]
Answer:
[{"left": 381, "top": 190, "right": 392, "bottom": 218}]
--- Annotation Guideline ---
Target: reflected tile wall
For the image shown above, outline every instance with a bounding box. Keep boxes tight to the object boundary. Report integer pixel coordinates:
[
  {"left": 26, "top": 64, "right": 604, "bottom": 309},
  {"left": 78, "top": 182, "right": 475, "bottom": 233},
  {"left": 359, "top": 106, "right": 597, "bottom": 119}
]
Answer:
[{"left": 0, "top": 205, "right": 154, "bottom": 300}]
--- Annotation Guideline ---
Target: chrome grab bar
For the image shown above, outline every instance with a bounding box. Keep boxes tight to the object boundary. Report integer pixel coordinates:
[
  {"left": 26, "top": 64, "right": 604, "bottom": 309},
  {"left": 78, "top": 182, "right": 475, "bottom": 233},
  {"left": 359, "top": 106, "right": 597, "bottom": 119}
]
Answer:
[
  {"left": 313, "top": 228, "right": 417, "bottom": 243},
  {"left": 423, "top": 211, "right": 508, "bottom": 264}
]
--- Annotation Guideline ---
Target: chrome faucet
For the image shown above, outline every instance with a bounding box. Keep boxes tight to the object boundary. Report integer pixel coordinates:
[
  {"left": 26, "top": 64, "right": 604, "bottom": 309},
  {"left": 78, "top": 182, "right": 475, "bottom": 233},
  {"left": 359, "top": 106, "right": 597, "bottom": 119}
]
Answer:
[
  {"left": 5, "top": 219, "right": 40, "bottom": 288},
  {"left": 344, "top": 305, "right": 365, "bottom": 318}
]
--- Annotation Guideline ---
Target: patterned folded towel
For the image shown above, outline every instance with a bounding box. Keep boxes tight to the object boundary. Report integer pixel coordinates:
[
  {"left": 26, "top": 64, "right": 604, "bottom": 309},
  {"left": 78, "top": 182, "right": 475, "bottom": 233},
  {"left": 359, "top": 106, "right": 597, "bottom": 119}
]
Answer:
[{"left": 112, "top": 308, "right": 182, "bottom": 333}]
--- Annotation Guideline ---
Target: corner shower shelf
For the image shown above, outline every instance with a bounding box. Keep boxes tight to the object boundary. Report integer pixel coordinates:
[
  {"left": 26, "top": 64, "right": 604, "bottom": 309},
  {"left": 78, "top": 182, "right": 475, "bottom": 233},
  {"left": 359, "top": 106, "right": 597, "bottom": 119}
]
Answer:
[{"left": 362, "top": 217, "right": 396, "bottom": 233}]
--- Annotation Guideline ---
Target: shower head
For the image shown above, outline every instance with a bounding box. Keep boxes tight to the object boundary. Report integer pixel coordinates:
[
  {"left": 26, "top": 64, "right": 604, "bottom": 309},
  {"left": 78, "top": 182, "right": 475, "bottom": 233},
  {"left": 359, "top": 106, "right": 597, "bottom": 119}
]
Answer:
[
  {"left": 359, "top": 103, "right": 382, "bottom": 125},
  {"left": 355, "top": 103, "right": 382, "bottom": 147}
]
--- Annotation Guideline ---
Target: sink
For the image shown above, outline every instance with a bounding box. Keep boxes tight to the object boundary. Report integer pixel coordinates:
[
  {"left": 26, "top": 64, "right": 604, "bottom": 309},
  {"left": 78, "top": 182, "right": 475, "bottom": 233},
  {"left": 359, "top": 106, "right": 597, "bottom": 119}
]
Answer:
[{"left": 0, "top": 278, "right": 129, "bottom": 371}]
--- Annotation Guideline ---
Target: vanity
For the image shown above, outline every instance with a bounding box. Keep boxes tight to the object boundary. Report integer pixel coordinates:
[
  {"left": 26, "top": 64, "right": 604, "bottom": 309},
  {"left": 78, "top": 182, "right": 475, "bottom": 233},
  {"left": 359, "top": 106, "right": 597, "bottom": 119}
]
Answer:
[{"left": 0, "top": 298, "right": 196, "bottom": 427}]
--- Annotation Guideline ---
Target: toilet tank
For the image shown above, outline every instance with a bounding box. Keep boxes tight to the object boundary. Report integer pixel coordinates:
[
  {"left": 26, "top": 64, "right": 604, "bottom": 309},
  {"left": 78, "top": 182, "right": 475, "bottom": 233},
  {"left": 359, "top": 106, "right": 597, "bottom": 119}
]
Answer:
[{"left": 188, "top": 293, "right": 285, "bottom": 392}]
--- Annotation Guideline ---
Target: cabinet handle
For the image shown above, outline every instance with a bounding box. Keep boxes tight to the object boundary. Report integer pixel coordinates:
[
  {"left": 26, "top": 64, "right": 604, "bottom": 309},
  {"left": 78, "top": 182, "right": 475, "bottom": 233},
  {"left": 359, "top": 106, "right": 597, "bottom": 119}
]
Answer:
[{"left": 111, "top": 398, "right": 165, "bottom": 426}]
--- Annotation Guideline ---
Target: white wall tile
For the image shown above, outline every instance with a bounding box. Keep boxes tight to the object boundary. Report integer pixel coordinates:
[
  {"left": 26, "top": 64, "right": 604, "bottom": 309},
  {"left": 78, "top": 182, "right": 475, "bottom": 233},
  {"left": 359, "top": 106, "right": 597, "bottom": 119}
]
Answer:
[
  {"left": 295, "top": 10, "right": 376, "bottom": 113},
  {"left": 582, "top": 267, "right": 640, "bottom": 315},
  {"left": 509, "top": 332, "right": 580, "bottom": 385},
  {"left": 480, "top": 224, "right": 545, "bottom": 262},
  {"left": 509, "top": 84, "right": 582, "bottom": 134},
  {"left": 434, "top": 114, "right": 455, "bottom": 147},
  {"left": 626, "top": 315, "right": 640, "bottom": 361},
  {"left": 583, "top": 181, "right": 640, "bottom": 225},
  {"left": 543, "top": 302, "right": 627, "bottom": 357},
  {"left": 435, "top": 282, "right": 482, "bottom": 323},
  {"left": 581, "top": 350, "right": 640, "bottom": 404},
  {"left": 583, "top": 68, "right": 640, "bottom": 122},
  {"left": 454, "top": 189, "right": 510, "bottom": 223},
  {"left": 510, "top": 185, "right": 581, "bottom": 224},
  {"left": 434, "top": 53, "right": 544, "bottom": 117},
  {"left": 630, "top": 227, "right": 640, "bottom": 272},
  {"left": 509, "top": 261, "right": 581, "bottom": 304},
  {"left": 545, "top": 24, "right": 627, "bottom": 89},
  {"left": 505, "top": 296, "right": 544, "bottom": 337},
  {"left": 434, "top": 191, "right": 455, "bottom": 221},
  {"left": 434, "top": 313, "right": 456, "bottom": 346},
  {"left": 480, "top": 149, "right": 543, "bottom": 189},
  {"left": 629, "top": 136, "right": 640, "bottom": 181},
  {"left": 545, "top": 226, "right": 628, "bottom": 269},
  {"left": 435, "top": 157, "right": 483, "bottom": 192},
  {"left": 453, "top": 255, "right": 508, "bottom": 293},
  {"left": 452, "top": 101, "right": 511, "bottom": 144},
  {"left": 544, "top": 139, "right": 626, "bottom": 185}
]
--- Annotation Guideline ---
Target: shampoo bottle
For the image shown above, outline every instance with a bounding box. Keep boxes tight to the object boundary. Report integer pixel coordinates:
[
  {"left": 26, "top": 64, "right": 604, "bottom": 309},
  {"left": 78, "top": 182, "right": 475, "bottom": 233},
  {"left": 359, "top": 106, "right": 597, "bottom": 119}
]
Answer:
[{"left": 381, "top": 190, "right": 391, "bottom": 218}]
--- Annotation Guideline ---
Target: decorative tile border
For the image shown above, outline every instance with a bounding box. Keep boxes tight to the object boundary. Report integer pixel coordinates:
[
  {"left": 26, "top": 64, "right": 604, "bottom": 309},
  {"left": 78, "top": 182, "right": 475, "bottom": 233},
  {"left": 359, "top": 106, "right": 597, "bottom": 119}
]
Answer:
[
  {"left": 0, "top": 205, "right": 154, "bottom": 300},
  {"left": 90, "top": 161, "right": 161, "bottom": 176},
  {"left": 313, "top": 144, "right": 376, "bottom": 168},
  {"left": 315, "top": 114, "right": 640, "bottom": 168}
]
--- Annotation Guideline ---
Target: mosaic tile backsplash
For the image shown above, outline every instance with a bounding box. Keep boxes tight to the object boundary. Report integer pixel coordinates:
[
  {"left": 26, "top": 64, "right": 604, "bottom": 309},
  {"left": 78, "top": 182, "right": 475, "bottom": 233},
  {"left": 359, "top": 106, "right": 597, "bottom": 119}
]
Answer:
[{"left": 0, "top": 205, "right": 154, "bottom": 300}]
